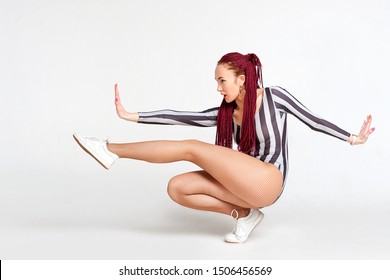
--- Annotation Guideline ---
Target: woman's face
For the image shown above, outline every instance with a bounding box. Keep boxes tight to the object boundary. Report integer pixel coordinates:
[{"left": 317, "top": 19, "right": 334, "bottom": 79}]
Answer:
[{"left": 215, "top": 64, "right": 245, "bottom": 103}]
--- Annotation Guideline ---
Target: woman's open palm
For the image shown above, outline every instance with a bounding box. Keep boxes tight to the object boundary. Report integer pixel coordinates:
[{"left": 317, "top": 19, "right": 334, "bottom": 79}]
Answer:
[
  {"left": 114, "top": 84, "right": 129, "bottom": 119},
  {"left": 356, "top": 115, "right": 375, "bottom": 144}
]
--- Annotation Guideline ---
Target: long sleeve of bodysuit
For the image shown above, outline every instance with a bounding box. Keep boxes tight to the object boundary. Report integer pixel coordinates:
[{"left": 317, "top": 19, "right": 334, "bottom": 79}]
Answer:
[
  {"left": 138, "top": 107, "right": 219, "bottom": 127},
  {"left": 270, "top": 86, "right": 351, "bottom": 141}
]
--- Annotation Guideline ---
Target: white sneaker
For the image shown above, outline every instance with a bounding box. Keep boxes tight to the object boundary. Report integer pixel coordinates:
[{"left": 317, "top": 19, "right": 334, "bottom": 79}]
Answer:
[
  {"left": 224, "top": 209, "right": 264, "bottom": 243},
  {"left": 73, "top": 133, "right": 119, "bottom": 170}
]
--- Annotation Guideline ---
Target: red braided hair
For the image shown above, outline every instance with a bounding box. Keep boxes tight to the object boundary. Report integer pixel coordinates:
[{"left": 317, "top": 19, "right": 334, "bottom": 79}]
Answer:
[{"left": 215, "top": 52, "right": 263, "bottom": 154}]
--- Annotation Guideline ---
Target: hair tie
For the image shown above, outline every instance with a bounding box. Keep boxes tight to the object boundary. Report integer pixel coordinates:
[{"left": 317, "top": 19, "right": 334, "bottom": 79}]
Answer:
[
  {"left": 246, "top": 53, "right": 262, "bottom": 88},
  {"left": 248, "top": 53, "right": 260, "bottom": 67}
]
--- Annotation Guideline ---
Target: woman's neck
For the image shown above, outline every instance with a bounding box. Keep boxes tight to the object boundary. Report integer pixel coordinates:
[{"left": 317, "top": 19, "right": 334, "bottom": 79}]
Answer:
[
  {"left": 235, "top": 88, "right": 264, "bottom": 112},
  {"left": 235, "top": 92, "right": 245, "bottom": 110}
]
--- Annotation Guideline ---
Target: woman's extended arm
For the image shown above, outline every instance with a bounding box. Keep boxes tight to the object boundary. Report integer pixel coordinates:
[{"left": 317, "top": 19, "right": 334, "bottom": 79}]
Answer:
[
  {"left": 137, "top": 108, "right": 218, "bottom": 127},
  {"left": 114, "top": 84, "right": 218, "bottom": 127},
  {"left": 271, "top": 86, "right": 375, "bottom": 145}
]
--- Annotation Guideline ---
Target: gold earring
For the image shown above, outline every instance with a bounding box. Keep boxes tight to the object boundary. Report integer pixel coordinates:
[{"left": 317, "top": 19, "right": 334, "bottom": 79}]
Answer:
[{"left": 239, "top": 85, "right": 245, "bottom": 95}]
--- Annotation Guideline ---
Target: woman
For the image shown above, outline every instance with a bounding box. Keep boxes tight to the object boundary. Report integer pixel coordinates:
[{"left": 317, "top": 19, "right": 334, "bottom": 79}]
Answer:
[{"left": 73, "top": 52, "right": 374, "bottom": 243}]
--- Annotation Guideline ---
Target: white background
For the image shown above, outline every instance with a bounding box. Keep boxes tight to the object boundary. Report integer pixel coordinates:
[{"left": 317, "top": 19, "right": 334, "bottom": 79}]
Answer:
[{"left": 0, "top": 0, "right": 389, "bottom": 259}]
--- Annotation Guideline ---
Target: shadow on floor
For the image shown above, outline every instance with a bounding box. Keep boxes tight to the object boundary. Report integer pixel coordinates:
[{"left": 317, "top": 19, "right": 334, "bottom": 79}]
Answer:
[{"left": 22, "top": 208, "right": 232, "bottom": 237}]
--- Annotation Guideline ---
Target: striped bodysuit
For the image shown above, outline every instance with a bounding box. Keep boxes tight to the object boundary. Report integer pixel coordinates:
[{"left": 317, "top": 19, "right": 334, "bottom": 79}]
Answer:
[{"left": 138, "top": 86, "right": 351, "bottom": 197}]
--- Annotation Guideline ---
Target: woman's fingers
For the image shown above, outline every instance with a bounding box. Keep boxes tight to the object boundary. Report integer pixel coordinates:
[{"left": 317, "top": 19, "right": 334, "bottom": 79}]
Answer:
[
  {"left": 114, "top": 83, "right": 120, "bottom": 104},
  {"left": 364, "top": 115, "right": 373, "bottom": 137},
  {"left": 113, "top": 83, "right": 128, "bottom": 119},
  {"left": 357, "top": 115, "right": 375, "bottom": 144},
  {"left": 365, "top": 115, "right": 372, "bottom": 132},
  {"left": 360, "top": 115, "right": 370, "bottom": 134}
]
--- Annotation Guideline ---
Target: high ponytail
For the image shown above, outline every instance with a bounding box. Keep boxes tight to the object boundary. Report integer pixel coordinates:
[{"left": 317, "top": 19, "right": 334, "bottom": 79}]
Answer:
[{"left": 215, "top": 52, "right": 263, "bottom": 154}]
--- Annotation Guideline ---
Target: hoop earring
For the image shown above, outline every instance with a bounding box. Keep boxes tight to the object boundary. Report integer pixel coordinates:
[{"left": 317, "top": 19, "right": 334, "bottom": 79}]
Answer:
[{"left": 239, "top": 85, "right": 245, "bottom": 96}]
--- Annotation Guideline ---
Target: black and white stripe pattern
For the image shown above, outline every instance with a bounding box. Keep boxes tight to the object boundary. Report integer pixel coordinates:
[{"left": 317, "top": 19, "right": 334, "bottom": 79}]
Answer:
[
  {"left": 138, "top": 86, "right": 351, "bottom": 194},
  {"left": 138, "top": 108, "right": 218, "bottom": 127}
]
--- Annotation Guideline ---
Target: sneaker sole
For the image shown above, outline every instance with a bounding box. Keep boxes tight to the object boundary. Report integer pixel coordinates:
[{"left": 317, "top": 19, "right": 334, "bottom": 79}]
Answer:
[
  {"left": 73, "top": 133, "right": 110, "bottom": 170},
  {"left": 225, "top": 211, "right": 264, "bottom": 243}
]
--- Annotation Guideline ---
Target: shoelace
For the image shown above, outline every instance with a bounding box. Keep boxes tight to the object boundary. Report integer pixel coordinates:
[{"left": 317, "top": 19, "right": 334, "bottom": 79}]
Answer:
[
  {"left": 230, "top": 209, "right": 251, "bottom": 238},
  {"left": 230, "top": 209, "right": 247, "bottom": 237},
  {"left": 231, "top": 209, "right": 239, "bottom": 220},
  {"left": 84, "top": 136, "right": 106, "bottom": 143},
  {"left": 229, "top": 209, "right": 239, "bottom": 235}
]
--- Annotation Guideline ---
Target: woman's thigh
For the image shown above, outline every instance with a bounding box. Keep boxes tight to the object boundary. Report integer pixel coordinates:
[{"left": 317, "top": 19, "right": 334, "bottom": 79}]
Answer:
[{"left": 186, "top": 140, "right": 283, "bottom": 207}]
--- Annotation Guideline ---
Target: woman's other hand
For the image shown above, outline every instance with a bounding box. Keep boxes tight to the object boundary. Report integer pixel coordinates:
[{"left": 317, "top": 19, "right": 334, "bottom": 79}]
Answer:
[{"left": 350, "top": 115, "right": 375, "bottom": 145}]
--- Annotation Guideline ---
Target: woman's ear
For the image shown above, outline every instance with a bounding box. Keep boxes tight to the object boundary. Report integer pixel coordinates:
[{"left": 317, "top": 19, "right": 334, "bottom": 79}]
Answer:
[{"left": 238, "top": 74, "right": 246, "bottom": 86}]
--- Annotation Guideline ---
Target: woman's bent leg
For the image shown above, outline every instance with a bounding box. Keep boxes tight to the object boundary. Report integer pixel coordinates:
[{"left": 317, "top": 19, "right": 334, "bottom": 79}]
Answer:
[
  {"left": 168, "top": 170, "right": 265, "bottom": 243},
  {"left": 108, "top": 139, "right": 283, "bottom": 208},
  {"left": 167, "top": 170, "right": 255, "bottom": 218}
]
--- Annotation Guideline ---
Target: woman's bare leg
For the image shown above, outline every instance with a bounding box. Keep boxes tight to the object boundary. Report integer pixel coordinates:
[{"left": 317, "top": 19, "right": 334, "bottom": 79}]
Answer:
[
  {"left": 108, "top": 139, "right": 283, "bottom": 208},
  {"left": 168, "top": 170, "right": 253, "bottom": 218}
]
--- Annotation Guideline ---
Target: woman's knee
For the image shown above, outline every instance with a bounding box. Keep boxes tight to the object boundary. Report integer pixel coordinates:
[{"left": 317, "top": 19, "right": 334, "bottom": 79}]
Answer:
[
  {"left": 180, "top": 139, "right": 209, "bottom": 162},
  {"left": 167, "top": 175, "right": 185, "bottom": 202}
]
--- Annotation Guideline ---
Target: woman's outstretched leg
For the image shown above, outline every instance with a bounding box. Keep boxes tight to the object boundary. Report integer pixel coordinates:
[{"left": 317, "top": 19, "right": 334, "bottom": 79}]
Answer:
[{"left": 108, "top": 139, "right": 283, "bottom": 208}]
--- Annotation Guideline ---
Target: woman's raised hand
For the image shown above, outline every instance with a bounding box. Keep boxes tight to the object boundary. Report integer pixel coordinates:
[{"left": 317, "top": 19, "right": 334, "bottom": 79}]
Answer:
[
  {"left": 353, "top": 115, "right": 375, "bottom": 145},
  {"left": 114, "top": 84, "right": 139, "bottom": 122}
]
